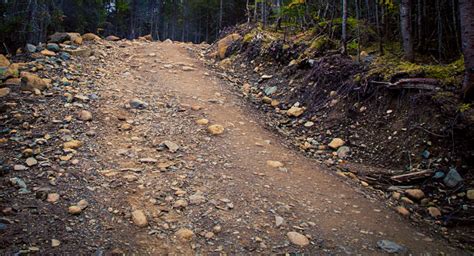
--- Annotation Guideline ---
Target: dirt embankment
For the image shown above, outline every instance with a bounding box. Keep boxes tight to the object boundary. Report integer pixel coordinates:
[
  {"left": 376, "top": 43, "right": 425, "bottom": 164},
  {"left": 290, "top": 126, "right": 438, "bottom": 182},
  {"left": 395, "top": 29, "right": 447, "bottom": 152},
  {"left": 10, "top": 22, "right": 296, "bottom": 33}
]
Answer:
[{"left": 203, "top": 24, "right": 474, "bottom": 249}]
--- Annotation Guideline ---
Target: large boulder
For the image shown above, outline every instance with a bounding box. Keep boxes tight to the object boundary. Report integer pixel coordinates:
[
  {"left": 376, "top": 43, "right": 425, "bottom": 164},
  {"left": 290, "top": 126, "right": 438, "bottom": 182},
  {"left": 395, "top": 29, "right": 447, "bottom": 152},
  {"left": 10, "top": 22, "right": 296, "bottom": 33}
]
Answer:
[
  {"left": 216, "top": 33, "right": 242, "bottom": 59},
  {"left": 144, "top": 34, "right": 153, "bottom": 41},
  {"left": 46, "top": 43, "right": 60, "bottom": 52},
  {"left": 0, "top": 54, "right": 10, "bottom": 67},
  {"left": 67, "top": 33, "right": 83, "bottom": 45},
  {"left": 48, "top": 32, "right": 83, "bottom": 44},
  {"left": 0, "top": 56, "right": 19, "bottom": 80},
  {"left": 48, "top": 32, "right": 70, "bottom": 43},
  {"left": 82, "top": 33, "right": 101, "bottom": 41},
  {"left": 20, "top": 72, "right": 48, "bottom": 91}
]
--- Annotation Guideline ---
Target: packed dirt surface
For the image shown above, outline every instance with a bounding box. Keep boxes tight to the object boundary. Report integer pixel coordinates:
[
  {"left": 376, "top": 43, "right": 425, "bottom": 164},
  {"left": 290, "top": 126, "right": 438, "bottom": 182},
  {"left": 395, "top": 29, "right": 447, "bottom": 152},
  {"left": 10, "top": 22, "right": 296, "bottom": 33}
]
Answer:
[{"left": 0, "top": 40, "right": 468, "bottom": 254}]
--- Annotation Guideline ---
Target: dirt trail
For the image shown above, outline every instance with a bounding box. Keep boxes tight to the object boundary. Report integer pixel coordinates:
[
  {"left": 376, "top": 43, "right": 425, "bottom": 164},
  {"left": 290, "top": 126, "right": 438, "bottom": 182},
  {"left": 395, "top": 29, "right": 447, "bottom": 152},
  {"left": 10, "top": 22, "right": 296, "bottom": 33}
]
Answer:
[
  {"left": 70, "top": 40, "right": 464, "bottom": 255},
  {"left": 3, "top": 39, "right": 462, "bottom": 255}
]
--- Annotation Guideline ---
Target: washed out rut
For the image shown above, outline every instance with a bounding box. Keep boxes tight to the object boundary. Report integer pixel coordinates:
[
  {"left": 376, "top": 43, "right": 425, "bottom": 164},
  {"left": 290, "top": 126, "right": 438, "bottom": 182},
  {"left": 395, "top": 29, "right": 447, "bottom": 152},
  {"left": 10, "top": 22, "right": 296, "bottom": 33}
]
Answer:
[{"left": 76, "top": 40, "right": 463, "bottom": 255}]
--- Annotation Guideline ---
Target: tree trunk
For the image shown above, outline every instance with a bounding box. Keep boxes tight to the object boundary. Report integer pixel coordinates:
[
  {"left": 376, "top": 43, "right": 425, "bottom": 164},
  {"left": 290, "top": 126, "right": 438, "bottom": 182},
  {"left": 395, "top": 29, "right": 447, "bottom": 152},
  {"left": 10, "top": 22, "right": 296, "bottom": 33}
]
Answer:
[
  {"left": 400, "top": 0, "right": 414, "bottom": 62},
  {"left": 459, "top": 0, "right": 474, "bottom": 98},
  {"left": 355, "top": 0, "right": 361, "bottom": 62},
  {"left": 219, "top": 0, "right": 223, "bottom": 32},
  {"left": 341, "top": 0, "right": 348, "bottom": 55},
  {"left": 375, "top": 0, "right": 384, "bottom": 55}
]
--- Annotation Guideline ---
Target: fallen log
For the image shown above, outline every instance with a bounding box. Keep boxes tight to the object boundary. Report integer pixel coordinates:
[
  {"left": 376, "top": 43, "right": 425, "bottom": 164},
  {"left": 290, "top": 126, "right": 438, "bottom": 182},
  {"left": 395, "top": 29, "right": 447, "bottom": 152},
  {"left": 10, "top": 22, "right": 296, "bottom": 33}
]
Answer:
[
  {"left": 371, "top": 78, "right": 441, "bottom": 91},
  {"left": 390, "top": 169, "right": 434, "bottom": 182}
]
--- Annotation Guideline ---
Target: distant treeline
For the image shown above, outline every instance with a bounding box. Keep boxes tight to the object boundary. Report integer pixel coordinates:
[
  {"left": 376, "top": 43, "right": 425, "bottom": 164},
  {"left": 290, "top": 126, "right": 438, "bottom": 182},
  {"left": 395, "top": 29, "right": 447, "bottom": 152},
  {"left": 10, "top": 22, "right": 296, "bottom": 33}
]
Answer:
[{"left": 0, "top": 0, "right": 247, "bottom": 50}]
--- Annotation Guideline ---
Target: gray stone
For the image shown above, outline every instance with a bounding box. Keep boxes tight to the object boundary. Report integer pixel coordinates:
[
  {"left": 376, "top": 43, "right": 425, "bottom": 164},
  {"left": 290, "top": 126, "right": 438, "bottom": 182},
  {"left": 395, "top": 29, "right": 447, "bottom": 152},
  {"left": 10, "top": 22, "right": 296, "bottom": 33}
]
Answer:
[
  {"left": 47, "top": 43, "right": 60, "bottom": 52},
  {"left": 26, "top": 44, "right": 37, "bottom": 53}
]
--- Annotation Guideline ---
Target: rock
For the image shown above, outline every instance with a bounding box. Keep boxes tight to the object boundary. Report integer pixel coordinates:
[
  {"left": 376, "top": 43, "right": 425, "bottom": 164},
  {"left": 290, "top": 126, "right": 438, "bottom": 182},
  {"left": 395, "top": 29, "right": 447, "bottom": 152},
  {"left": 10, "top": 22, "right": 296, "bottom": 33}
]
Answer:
[
  {"left": 51, "top": 239, "right": 61, "bottom": 247},
  {"left": 163, "top": 140, "right": 179, "bottom": 152},
  {"left": 47, "top": 193, "right": 60, "bottom": 203},
  {"left": 216, "top": 33, "right": 242, "bottom": 59},
  {"left": 4, "top": 78, "right": 21, "bottom": 86},
  {"left": 67, "top": 33, "right": 83, "bottom": 44},
  {"left": 443, "top": 168, "right": 463, "bottom": 188},
  {"left": 182, "top": 66, "right": 195, "bottom": 71},
  {"left": 304, "top": 121, "right": 314, "bottom": 127},
  {"left": 49, "top": 32, "right": 70, "bottom": 43},
  {"left": 0, "top": 54, "right": 10, "bottom": 67},
  {"left": 65, "top": 48, "right": 92, "bottom": 57},
  {"left": 467, "top": 190, "right": 474, "bottom": 200},
  {"left": 77, "top": 199, "right": 89, "bottom": 210},
  {"left": 287, "top": 231, "right": 309, "bottom": 247},
  {"left": 377, "top": 240, "right": 407, "bottom": 254},
  {"left": 212, "top": 225, "right": 222, "bottom": 233},
  {"left": 264, "top": 86, "right": 277, "bottom": 95},
  {"left": 405, "top": 189, "right": 425, "bottom": 200},
  {"left": 396, "top": 206, "right": 410, "bottom": 217},
  {"left": 139, "top": 158, "right": 158, "bottom": 163},
  {"left": 41, "top": 49, "right": 56, "bottom": 57},
  {"left": 20, "top": 72, "right": 48, "bottom": 91},
  {"left": 196, "top": 118, "right": 209, "bottom": 125},
  {"left": 26, "top": 44, "right": 37, "bottom": 53},
  {"left": 266, "top": 160, "right": 284, "bottom": 168},
  {"left": 131, "top": 210, "right": 148, "bottom": 227},
  {"left": 13, "top": 165, "right": 27, "bottom": 171},
  {"left": 82, "top": 33, "right": 101, "bottom": 41},
  {"left": 400, "top": 197, "right": 414, "bottom": 204},
  {"left": 204, "top": 231, "right": 215, "bottom": 239},
  {"left": 123, "top": 174, "right": 138, "bottom": 182},
  {"left": 106, "top": 35, "right": 120, "bottom": 41},
  {"left": 287, "top": 106, "right": 304, "bottom": 117},
  {"left": 262, "top": 96, "right": 272, "bottom": 104},
  {"left": 25, "top": 157, "right": 38, "bottom": 166},
  {"left": 129, "top": 98, "right": 148, "bottom": 109},
  {"left": 164, "top": 39, "right": 173, "bottom": 44},
  {"left": 189, "top": 192, "right": 206, "bottom": 205},
  {"left": 275, "top": 216, "right": 284, "bottom": 227},
  {"left": 63, "top": 140, "right": 83, "bottom": 149},
  {"left": 78, "top": 110, "right": 93, "bottom": 121},
  {"left": 328, "top": 138, "right": 345, "bottom": 149},
  {"left": 120, "top": 123, "right": 132, "bottom": 131},
  {"left": 336, "top": 146, "right": 350, "bottom": 158},
  {"left": 68, "top": 205, "right": 82, "bottom": 215},
  {"left": 46, "top": 43, "right": 60, "bottom": 52},
  {"left": 144, "top": 34, "right": 153, "bottom": 41},
  {"left": 0, "top": 88, "right": 10, "bottom": 98},
  {"left": 427, "top": 207, "right": 441, "bottom": 218},
  {"left": 208, "top": 124, "right": 224, "bottom": 135},
  {"left": 173, "top": 199, "right": 188, "bottom": 209},
  {"left": 242, "top": 83, "right": 251, "bottom": 94},
  {"left": 175, "top": 228, "right": 194, "bottom": 241}
]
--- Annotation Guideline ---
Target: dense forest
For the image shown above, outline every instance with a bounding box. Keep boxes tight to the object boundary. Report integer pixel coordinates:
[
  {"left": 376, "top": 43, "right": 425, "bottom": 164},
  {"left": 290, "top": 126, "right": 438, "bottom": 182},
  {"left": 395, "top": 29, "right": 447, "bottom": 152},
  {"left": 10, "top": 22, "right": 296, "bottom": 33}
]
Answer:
[{"left": 0, "top": 0, "right": 473, "bottom": 96}]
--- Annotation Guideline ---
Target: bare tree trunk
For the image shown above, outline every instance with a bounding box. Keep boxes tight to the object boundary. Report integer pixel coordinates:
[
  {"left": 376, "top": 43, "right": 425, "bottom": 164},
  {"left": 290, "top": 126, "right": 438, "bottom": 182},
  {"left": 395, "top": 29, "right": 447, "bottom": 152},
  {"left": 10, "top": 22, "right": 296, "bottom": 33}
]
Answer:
[
  {"left": 400, "top": 0, "right": 414, "bottom": 62},
  {"left": 219, "top": 0, "right": 223, "bottom": 32},
  {"left": 436, "top": 0, "right": 443, "bottom": 60},
  {"left": 459, "top": 0, "right": 474, "bottom": 98},
  {"left": 246, "top": 0, "right": 250, "bottom": 23},
  {"left": 355, "top": 0, "right": 361, "bottom": 62},
  {"left": 254, "top": 0, "right": 258, "bottom": 23},
  {"left": 375, "top": 0, "right": 384, "bottom": 55},
  {"left": 341, "top": 0, "right": 348, "bottom": 55}
]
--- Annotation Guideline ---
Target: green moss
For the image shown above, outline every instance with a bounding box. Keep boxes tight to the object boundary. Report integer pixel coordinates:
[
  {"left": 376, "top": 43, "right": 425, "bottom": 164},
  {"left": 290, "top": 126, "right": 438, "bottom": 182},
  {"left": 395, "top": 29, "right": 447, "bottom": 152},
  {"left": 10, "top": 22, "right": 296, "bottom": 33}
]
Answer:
[
  {"left": 309, "top": 36, "right": 329, "bottom": 50},
  {"left": 368, "top": 55, "right": 465, "bottom": 86},
  {"left": 243, "top": 31, "right": 255, "bottom": 43}
]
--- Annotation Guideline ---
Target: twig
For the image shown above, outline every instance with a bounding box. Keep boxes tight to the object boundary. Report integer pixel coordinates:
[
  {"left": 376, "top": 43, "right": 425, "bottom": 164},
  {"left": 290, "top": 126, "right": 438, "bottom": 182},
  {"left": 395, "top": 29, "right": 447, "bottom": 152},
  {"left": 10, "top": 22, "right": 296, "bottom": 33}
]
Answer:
[{"left": 414, "top": 126, "right": 449, "bottom": 138}]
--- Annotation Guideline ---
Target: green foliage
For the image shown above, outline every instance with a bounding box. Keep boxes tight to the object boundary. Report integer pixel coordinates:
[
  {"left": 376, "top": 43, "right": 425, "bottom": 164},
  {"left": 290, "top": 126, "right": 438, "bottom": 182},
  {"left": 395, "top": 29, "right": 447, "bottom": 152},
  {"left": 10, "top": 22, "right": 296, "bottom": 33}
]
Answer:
[{"left": 459, "top": 103, "right": 471, "bottom": 113}]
